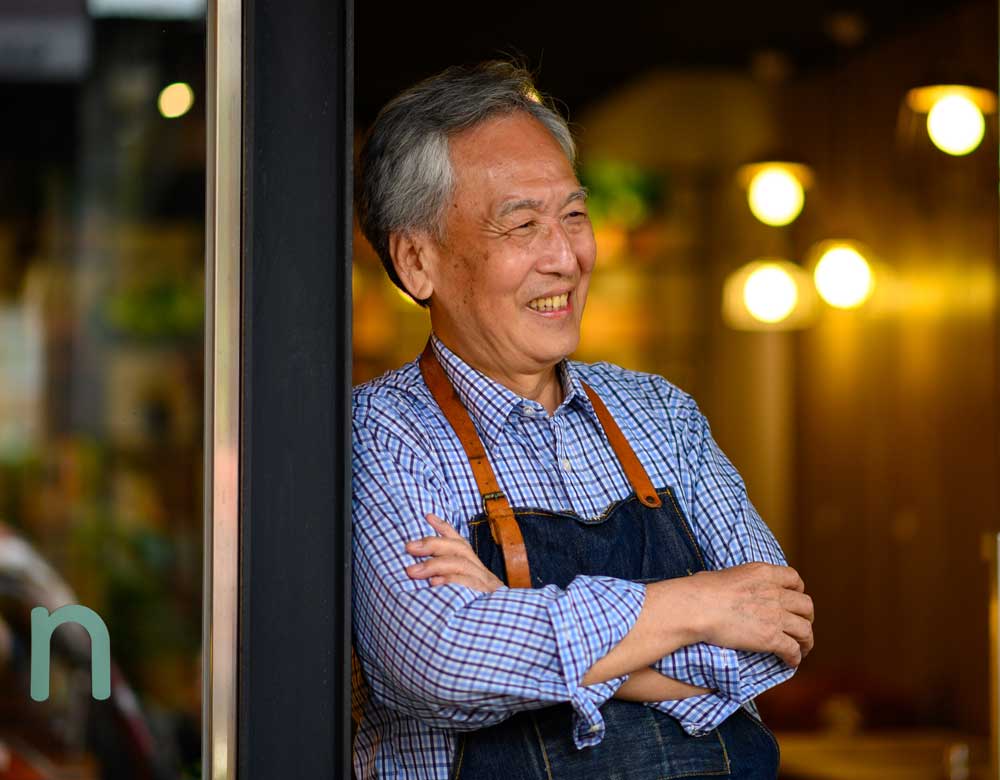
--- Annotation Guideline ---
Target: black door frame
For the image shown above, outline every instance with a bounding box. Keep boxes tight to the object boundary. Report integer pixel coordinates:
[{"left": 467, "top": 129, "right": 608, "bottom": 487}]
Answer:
[{"left": 205, "top": 0, "right": 353, "bottom": 777}]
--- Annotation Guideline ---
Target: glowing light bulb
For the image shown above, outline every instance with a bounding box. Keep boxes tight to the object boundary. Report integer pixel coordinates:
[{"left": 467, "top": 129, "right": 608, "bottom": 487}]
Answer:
[
  {"left": 158, "top": 82, "right": 195, "bottom": 119},
  {"left": 746, "top": 167, "right": 805, "bottom": 226},
  {"left": 813, "top": 245, "right": 874, "bottom": 308},
  {"left": 743, "top": 263, "right": 799, "bottom": 323},
  {"left": 926, "top": 93, "right": 985, "bottom": 156}
]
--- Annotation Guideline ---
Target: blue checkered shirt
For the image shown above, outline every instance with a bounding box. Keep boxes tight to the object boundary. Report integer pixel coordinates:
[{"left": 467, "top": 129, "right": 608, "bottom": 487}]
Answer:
[{"left": 352, "top": 333, "right": 794, "bottom": 779}]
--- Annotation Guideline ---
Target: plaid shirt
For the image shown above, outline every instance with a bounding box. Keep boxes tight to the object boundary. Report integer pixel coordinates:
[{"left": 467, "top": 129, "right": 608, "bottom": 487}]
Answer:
[{"left": 352, "top": 333, "right": 793, "bottom": 779}]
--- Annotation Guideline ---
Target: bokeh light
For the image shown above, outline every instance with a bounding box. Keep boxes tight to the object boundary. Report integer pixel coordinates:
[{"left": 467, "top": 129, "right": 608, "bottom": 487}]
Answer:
[
  {"left": 813, "top": 244, "right": 875, "bottom": 308},
  {"left": 926, "top": 93, "right": 986, "bottom": 156},
  {"left": 743, "top": 263, "right": 799, "bottom": 323},
  {"left": 158, "top": 82, "right": 195, "bottom": 119},
  {"left": 746, "top": 167, "right": 805, "bottom": 226}
]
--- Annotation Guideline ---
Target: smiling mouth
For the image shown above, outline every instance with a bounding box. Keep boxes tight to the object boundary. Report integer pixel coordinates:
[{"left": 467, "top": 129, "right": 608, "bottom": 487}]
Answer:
[{"left": 527, "top": 292, "right": 570, "bottom": 312}]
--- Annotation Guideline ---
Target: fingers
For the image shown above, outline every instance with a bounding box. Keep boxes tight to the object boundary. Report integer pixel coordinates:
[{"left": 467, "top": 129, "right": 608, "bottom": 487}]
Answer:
[
  {"left": 698, "top": 563, "right": 814, "bottom": 666},
  {"left": 780, "top": 590, "right": 814, "bottom": 622},
  {"left": 405, "top": 535, "right": 475, "bottom": 560},
  {"left": 774, "top": 633, "right": 803, "bottom": 667},
  {"left": 782, "top": 613, "right": 813, "bottom": 643},
  {"left": 404, "top": 516, "right": 502, "bottom": 592},
  {"left": 429, "top": 574, "right": 492, "bottom": 591},
  {"left": 797, "top": 632, "right": 815, "bottom": 658},
  {"left": 405, "top": 514, "right": 471, "bottom": 558},
  {"left": 779, "top": 611, "right": 814, "bottom": 662},
  {"left": 407, "top": 554, "right": 481, "bottom": 579},
  {"left": 766, "top": 564, "right": 805, "bottom": 593},
  {"left": 735, "top": 562, "right": 805, "bottom": 594},
  {"left": 406, "top": 555, "right": 500, "bottom": 593},
  {"left": 794, "top": 626, "right": 815, "bottom": 658},
  {"left": 426, "top": 513, "right": 462, "bottom": 539}
]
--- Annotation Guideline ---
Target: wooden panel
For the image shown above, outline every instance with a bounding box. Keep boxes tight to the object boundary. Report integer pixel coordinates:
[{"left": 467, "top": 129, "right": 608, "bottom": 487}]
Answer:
[{"left": 763, "top": 0, "right": 999, "bottom": 735}]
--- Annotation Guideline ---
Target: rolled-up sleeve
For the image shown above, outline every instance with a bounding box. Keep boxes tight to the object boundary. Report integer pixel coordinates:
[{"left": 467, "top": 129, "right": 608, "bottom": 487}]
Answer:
[
  {"left": 352, "top": 414, "right": 645, "bottom": 747},
  {"left": 639, "top": 381, "right": 795, "bottom": 734}
]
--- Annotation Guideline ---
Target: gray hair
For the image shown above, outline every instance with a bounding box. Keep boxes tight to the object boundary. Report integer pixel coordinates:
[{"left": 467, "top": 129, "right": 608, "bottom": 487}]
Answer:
[{"left": 356, "top": 61, "right": 576, "bottom": 306}]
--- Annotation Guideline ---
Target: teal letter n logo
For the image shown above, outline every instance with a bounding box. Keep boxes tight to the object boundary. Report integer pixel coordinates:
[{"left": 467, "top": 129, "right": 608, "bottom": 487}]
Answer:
[{"left": 31, "top": 605, "right": 111, "bottom": 701}]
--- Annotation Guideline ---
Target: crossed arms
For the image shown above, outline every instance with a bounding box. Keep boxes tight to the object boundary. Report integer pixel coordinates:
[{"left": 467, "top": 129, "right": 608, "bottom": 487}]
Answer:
[
  {"left": 352, "top": 394, "right": 814, "bottom": 744},
  {"left": 404, "top": 514, "right": 812, "bottom": 702}
]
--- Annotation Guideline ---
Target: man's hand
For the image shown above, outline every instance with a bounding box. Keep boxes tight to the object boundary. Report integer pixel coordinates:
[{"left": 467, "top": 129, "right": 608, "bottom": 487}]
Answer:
[
  {"left": 676, "top": 562, "right": 814, "bottom": 668},
  {"left": 404, "top": 514, "right": 504, "bottom": 593}
]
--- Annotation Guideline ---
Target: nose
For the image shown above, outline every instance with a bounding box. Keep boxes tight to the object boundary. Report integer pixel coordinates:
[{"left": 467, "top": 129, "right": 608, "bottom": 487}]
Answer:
[{"left": 535, "top": 219, "right": 577, "bottom": 275}]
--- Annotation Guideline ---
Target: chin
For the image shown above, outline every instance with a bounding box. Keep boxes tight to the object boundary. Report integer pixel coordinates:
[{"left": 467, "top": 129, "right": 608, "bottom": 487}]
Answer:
[{"left": 529, "top": 335, "right": 579, "bottom": 364}]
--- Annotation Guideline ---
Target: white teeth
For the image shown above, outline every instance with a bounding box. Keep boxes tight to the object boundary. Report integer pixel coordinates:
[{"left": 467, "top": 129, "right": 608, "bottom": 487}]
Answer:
[{"left": 528, "top": 293, "right": 569, "bottom": 312}]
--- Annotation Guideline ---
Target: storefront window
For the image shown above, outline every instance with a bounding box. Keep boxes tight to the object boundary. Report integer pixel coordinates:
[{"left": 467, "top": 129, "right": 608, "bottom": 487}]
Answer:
[{"left": 0, "top": 2, "right": 204, "bottom": 777}]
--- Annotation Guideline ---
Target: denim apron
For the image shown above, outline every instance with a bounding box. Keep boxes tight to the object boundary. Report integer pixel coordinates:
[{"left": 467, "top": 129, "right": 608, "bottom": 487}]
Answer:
[{"left": 418, "top": 343, "right": 780, "bottom": 780}]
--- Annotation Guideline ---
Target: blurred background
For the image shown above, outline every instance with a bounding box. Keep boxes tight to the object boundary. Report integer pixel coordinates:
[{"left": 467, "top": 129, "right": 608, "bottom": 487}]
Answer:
[
  {"left": 353, "top": 1, "right": 999, "bottom": 777},
  {"left": 0, "top": 0, "right": 205, "bottom": 777},
  {"left": 0, "top": 0, "right": 995, "bottom": 777}
]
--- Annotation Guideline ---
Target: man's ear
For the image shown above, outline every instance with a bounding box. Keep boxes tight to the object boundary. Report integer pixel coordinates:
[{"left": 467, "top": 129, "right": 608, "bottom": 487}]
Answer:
[{"left": 388, "top": 231, "right": 436, "bottom": 302}]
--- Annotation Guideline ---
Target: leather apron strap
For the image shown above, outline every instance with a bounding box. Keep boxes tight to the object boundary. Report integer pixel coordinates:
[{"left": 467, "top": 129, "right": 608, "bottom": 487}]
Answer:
[
  {"left": 579, "top": 384, "right": 662, "bottom": 509},
  {"left": 419, "top": 338, "right": 661, "bottom": 589},
  {"left": 419, "top": 340, "right": 531, "bottom": 588}
]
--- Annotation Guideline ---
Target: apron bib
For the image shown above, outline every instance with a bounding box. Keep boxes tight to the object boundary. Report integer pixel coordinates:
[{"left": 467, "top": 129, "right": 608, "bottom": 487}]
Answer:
[{"left": 419, "top": 341, "right": 779, "bottom": 780}]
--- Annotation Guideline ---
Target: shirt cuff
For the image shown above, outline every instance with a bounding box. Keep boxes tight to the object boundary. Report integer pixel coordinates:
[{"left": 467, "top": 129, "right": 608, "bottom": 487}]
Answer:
[
  {"left": 645, "top": 692, "right": 743, "bottom": 735},
  {"left": 654, "top": 643, "right": 742, "bottom": 697},
  {"left": 546, "top": 575, "right": 645, "bottom": 748},
  {"left": 734, "top": 649, "right": 795, "bottom": 699},
  {"left": 650, "top": 648, "right": 795, "bottom": 735}
]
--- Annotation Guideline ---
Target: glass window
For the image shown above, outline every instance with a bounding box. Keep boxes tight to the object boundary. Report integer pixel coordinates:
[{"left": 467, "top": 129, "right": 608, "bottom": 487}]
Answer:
[{"left": 0, "top": 2, "right": 205, "bottom": 778}]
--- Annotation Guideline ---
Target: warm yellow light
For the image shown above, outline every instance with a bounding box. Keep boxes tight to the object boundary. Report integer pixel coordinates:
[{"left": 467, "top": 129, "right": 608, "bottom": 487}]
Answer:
[
  {"left": 814, "top": 245, "right": 874, "bottom": 308},
  {"left": 743, "top": 263, "right": 799, "bottom": 323},
  {"left": 906, "top": 84, "right": 997, "bottom": 114},
  {"left": 746, "top": 167, "right": 805, "bottom": 226},
  {"left": 926, "top": 93, "right": 985, "bottom": 155},
  {"left": 158, "top": 82, "right": 194, "bottom": 119},
  {"left": 723, "top": 259, "right": 816, "bottom": 330}
]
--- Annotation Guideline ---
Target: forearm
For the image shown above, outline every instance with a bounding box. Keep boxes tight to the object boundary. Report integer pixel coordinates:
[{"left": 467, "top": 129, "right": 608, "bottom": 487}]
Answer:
[
  {"left": 355, "top": 569, "right": 646, "bottom": 733},
  {"left": 613, "top": 666, "right": 711, "bottom": 702},
  {"left": 581, "top": 576, "right": 703, "bottom": 685},
  {"left": 589, "top": 561, "right": 807, "bottom": 699}
]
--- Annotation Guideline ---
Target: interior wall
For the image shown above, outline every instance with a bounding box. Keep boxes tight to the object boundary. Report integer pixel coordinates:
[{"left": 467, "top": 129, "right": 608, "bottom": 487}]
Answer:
[
  {"left": 578, "top": 74, "right": 799, "bottom": 554},
  {"left": 776, "top": 0, "right": 998, "bottom": 734},
  {"left": 579, "top": 0, "right": 998, "bottom": 735}
]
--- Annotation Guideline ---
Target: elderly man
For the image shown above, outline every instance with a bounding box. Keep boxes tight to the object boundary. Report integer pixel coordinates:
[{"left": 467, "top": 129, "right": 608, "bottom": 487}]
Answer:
[{"left": 352, "top": 61, "right": 814, "bottom": 780}]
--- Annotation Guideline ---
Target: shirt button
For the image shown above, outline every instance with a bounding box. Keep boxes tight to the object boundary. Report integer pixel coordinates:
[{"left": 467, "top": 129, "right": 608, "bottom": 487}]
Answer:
[
  {"left": 589, "top": 724, "right": 600, "bottom": 733},
  {"left": 522, "top": 404, "right": 534, "bottom": 416},
  {"left": 562, "top": 459, "right": 572, "bottom": 471}
]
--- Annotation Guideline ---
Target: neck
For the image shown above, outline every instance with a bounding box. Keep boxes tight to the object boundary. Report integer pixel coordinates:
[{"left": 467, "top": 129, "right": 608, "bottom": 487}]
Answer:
[{"left": 434, "top": 331, "right": 565, "bottom": 416}]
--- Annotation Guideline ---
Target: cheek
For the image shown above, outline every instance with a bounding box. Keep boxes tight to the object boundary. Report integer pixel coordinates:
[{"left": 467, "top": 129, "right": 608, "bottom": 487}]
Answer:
[
  {"left": 453, "top": 252, "right": 513, "bottom": 317},
  {"left": 486, "top": 253, "right": 533, "bottom": 304},
  {"left": 572, "top": 230, "right": 598, "bottom": 273},
  {"left": 444, "top": 253, "right": 477, "bottom": 306}
]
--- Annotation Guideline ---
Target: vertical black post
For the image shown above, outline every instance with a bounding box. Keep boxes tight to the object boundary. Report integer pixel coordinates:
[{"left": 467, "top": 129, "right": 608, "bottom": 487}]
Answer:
[{"left": 239, "top": 0, "right": 353, "bottom": 777}]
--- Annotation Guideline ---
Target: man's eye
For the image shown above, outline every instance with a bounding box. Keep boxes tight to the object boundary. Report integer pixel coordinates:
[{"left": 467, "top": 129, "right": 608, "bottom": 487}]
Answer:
[
  {"left": 510, "top": 221, "right": 535, "bottom": 233},
  {"left": 565, "top": 211, "right": 588, "bottom": 219}
]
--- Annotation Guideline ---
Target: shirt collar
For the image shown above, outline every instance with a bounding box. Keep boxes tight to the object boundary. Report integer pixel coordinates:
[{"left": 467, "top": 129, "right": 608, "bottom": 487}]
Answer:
[{"left": 429, "top": 333, "right": 599, "bottom": 452}]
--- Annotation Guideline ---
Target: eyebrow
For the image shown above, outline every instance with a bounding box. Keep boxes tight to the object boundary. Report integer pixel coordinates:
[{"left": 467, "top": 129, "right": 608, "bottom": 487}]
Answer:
[{"left": 496, "top": 187, "right": 589, "bottom": 219}]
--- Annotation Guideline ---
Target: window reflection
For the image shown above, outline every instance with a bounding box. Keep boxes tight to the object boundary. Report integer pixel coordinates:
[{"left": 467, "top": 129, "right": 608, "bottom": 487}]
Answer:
[{"left": 0, "top": 4, "right": 204, "bottom": 778}]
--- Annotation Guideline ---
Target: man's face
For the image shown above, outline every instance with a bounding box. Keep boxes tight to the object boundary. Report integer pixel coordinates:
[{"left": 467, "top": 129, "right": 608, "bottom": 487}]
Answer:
[{"left": 427, "top": 111, "right": 596, "bottom": 378}]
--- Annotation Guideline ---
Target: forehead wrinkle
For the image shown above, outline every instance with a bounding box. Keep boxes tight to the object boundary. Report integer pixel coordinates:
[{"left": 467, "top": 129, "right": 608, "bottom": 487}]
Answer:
[
  {"left": 495, "top": 188, "right": 588, "bottom": 220},
  {"left": 496, "top": 197, "right": 544, "bottom": 219}
]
